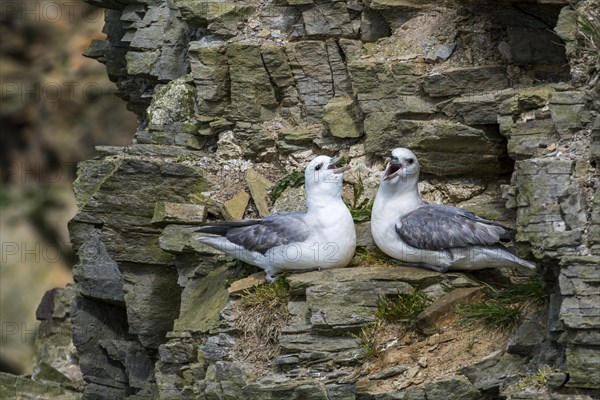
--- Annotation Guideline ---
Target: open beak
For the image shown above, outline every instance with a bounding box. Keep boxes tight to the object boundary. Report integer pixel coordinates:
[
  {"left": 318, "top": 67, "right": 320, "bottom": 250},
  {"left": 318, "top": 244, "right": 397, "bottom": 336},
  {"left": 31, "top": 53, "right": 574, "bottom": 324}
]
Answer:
[
  {"left": 328, "top": 155, "right": 350, "bottom": 174},
  {"left": 383, "top": 162, "right": 403, "bottom": 181}
]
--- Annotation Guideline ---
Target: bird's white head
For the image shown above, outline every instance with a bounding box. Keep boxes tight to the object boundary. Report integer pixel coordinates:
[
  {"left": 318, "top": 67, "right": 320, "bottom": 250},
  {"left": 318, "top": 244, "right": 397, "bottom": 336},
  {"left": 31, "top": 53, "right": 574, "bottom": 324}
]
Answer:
[
  {"left": 304, "top": 155, "right": 349, "bottom": 199},
  {"left": 381, "top": 148, "right": 420, "bottom": 188}
]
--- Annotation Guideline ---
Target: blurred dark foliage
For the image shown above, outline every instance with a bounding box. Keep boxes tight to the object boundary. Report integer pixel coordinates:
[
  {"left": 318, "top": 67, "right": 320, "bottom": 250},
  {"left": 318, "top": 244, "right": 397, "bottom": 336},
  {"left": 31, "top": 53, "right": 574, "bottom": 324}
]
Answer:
[{"left": 0, "top": 0, "right": 136, "bottom": 374}]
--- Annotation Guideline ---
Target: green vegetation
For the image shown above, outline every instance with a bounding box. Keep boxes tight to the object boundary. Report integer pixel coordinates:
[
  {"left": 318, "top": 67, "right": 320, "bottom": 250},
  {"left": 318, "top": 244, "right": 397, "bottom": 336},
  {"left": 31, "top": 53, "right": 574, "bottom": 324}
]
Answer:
[
  {"left": 459, "top": 300, "right": 522, "bottom": 331},
  {"left": 575, "top": 8, "right": 600, "bottom": 56},
  {"left": 270, "top": 170, "right": 305, "bottom": 202},
  {"left": 352, "top": 246, "right": 391, "bottom": 267},
  {"left": 175, "top": 155, "right": 196, "bottom": 163},
  {"left": 496, "top": 279, "right": 547, "bottom": 307},
  {"left": 239, "top": 277, "right": 291, "bottom": 310},
  {"left": 352, "top": 321, "right": 382, "bottom": 360},
  {"left": 515, "top": 365, "right": 553, "bottom": 390},
  {"left": 376, "top": 290, "right": 430, "bottom": 323},
  {"left": 352, "top": 283, "right": 430, "bottom": 360},
  {"left": 458, "top": 279, "right": 547, "bottom": 331},
  {"left": 345, "top": 173, "right": 373, "bottom": 222}
]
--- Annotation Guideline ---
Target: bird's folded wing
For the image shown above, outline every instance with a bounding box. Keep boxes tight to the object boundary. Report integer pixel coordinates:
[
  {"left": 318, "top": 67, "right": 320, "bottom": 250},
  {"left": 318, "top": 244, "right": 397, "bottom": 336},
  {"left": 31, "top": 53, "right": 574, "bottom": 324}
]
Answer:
[
  {"left": 395, "top": 204, "right": 509, "bottom": 250},
  {"left": 225, "top": 212, "right": 311, "bottom": 255}
]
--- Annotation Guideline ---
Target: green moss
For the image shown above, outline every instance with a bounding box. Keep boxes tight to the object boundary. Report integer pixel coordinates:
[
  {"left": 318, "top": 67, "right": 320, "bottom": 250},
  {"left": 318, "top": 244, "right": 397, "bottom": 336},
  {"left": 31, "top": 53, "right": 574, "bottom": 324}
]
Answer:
[
  {"left": 175, "top": 155, "right": 196, "bottom": 163},
  {"left": 190, "top": 179, "right": 211, "bottom": 197}
]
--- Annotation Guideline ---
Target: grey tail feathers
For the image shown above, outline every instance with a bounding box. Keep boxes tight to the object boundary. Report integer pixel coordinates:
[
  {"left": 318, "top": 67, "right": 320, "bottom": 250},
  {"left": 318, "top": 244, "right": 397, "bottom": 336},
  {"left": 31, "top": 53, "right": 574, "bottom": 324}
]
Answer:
[
  {"left": 516, "top": 257, "right": 537, "bottom": 270},
  {"left": 195, "top": 219, "right": 261, "bottom": 236}
]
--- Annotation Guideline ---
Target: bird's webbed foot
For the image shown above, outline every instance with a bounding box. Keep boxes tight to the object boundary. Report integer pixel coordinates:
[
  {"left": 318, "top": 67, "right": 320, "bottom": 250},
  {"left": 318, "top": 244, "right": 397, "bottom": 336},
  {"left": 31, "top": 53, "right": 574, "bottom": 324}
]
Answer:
[{"left": 265, "top": 272, "right": 278, "bottom": 283}]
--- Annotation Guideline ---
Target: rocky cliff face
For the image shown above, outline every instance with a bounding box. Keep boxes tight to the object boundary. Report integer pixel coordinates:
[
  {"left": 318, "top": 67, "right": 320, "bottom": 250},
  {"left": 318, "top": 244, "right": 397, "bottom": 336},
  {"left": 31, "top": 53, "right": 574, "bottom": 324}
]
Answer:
[{"left": 16, "top": 0, "right": 600, "bottom": 399}]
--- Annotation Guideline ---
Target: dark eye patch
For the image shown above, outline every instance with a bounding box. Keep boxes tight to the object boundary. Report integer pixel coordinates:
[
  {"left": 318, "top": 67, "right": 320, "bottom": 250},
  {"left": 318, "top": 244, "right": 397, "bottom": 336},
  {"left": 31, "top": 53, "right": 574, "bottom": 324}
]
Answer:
[
  {"left": 315, "top": 163, "right": 323, "bottom": 171},
  {"left": 407, "top": 158, "right": 414, "bottom": 165}
]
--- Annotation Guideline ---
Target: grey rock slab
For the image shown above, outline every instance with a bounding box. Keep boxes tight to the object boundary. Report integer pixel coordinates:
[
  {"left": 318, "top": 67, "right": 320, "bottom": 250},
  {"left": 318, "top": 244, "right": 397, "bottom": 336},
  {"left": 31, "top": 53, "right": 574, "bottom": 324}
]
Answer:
[
  {"left": 287, "top": 267, "right": 443, "bottom": 296},
  {"left": 307, "top": 280, "right": 414, "bottom": 332},
  {"left": 368, "top": 365, "right": 409, "bottom": 380},
  {"left": 424, "top": 376, "right": 481, "bottom": 400}
]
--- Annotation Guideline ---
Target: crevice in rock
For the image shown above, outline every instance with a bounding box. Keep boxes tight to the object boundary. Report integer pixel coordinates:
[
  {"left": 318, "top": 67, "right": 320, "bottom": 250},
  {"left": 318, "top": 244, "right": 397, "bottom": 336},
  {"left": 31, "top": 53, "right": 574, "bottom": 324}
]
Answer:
[{"left": 260, "top": 52, "right": 285, "bottom": 105}]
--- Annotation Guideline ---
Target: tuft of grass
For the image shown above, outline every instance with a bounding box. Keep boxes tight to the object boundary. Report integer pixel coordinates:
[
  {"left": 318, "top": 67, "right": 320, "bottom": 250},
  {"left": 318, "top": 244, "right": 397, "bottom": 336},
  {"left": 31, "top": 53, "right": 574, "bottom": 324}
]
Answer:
[
  {"left": 270, "top": 171, "right": 305, "bottom": 202},
  {"left": 458, "top": 300, "right": 523, "bottom": 331},
  {"left": 574, "top": 8, "right": 600, "bottom": 55},
  {"left": 352, "top": 322, "right": 382, "bottom": 361},
  {"left": 496, "top": 279, "right": 547, "bottom": 307},
  {"left": 458, "top": 278, "right": 548, "bottom": 331},
  {"left": 345, "top": 174, "right": 373, "bottom": 222},
  {"left": 376, "top": 290, "right": 430, "bottom": 323},
  {"left": 239, "top": 278, "right": 291, "bottom": 310},
  {"left": 515, "top": 365, "right": 553, "bottom": 390}
]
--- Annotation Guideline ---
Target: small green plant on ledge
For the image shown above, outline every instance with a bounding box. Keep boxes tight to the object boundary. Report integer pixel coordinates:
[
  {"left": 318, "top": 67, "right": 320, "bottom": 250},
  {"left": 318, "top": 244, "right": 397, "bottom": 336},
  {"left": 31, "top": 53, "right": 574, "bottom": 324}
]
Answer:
[
  {"left": 376, "top": 290, "right": 431, "bottom": 324},
  {"left": 458, "top": 299, "right": 522, "bottom": 331},
  {"left": 345, "top": 173, "right": 374, "bottom": 223},
  {"left": 239, "top": 277, "right": 291, "bottom": 311},
  {"left": 496, "top": 279, "right": 548, "bottom": 307},
  {"left": 352, "top": 321, "right": 383, "bottom": 361},
  {"left": 175, "top": 154, "right": 196, "bottom": 163},
  {"left": 352, "top": 290, "right": 430, "bottom": 360},
  {"left": 573, "top": 8, "right": 599, "bottom": 59},
  {"left": 270, "top": 171, "right": 305, "bottom": 202},
  {"left": 458, "top": 279, "right": 547, "bottom": 331},
  {"left": 515, "top": 365, "right": 553, "bottom": 390}
]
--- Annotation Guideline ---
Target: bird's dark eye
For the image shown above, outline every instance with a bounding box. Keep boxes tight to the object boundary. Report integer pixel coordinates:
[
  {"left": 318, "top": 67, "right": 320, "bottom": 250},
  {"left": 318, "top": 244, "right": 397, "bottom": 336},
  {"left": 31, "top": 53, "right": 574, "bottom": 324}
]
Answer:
[
  {"left": 315, "top": 163, "right": 323, "bottom": 171},
  {"left": 407, "top": 158, "right": 414, "bottom": 165}
]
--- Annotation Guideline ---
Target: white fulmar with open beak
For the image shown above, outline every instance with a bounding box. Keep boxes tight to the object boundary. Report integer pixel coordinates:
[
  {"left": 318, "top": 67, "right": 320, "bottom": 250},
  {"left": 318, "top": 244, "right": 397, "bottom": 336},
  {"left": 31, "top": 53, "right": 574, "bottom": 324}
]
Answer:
[{"left": 370, "top": 148, "right": 536, "bottom": 272}]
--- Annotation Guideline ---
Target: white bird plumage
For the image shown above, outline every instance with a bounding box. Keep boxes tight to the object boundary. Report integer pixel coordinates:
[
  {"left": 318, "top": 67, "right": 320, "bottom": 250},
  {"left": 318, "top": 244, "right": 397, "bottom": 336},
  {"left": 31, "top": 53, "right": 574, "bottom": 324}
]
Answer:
[
  {"left": 196, "top": 155, "right": 357, "bottom": 282},
  {"left": 371, "top": 148, "right": 536, "bottom": 272}
]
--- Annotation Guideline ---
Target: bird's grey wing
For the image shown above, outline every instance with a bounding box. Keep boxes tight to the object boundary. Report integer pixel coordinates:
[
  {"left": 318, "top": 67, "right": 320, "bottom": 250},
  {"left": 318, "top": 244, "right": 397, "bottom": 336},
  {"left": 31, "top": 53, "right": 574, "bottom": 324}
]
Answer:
[
  {"left": 395, "top": 204, "right": 509, "bottom": 250},
  {"left": 226, "top": 212, "right": 311, "bottom": 255}
]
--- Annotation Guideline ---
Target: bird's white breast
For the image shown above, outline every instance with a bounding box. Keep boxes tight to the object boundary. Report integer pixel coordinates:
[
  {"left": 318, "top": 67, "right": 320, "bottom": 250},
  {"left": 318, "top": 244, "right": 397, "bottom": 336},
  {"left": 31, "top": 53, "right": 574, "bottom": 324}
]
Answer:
[{"left": 306, "top": 201, "right": 356, "bottom": 267}]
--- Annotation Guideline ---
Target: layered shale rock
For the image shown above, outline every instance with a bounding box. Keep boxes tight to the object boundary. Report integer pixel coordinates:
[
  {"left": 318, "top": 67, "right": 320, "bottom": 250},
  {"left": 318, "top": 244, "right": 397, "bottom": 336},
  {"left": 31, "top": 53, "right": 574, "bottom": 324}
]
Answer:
[{"left": 7, "top": 0, "right": 599, "bottom": 399}]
